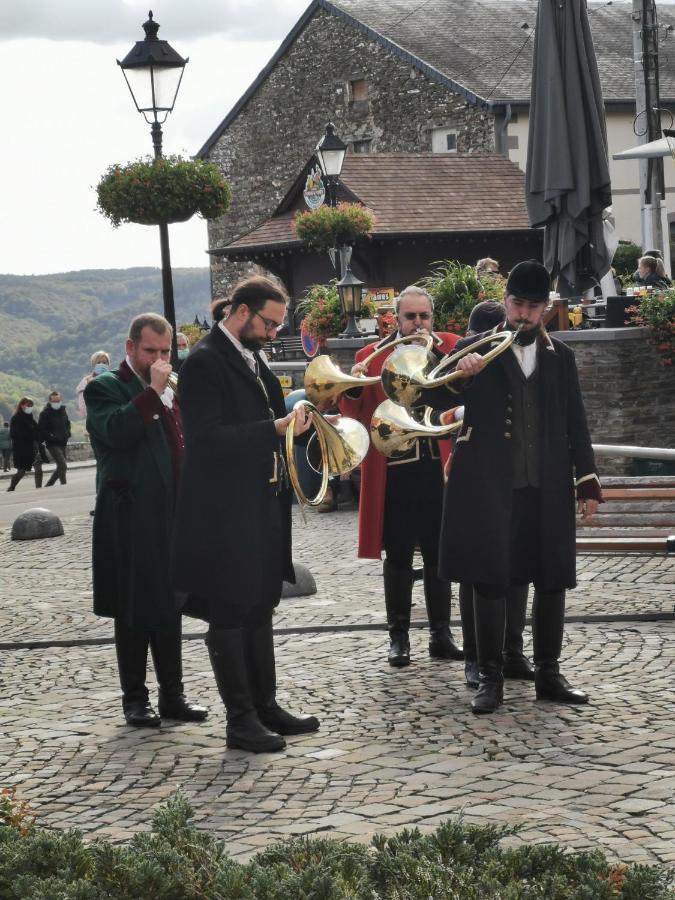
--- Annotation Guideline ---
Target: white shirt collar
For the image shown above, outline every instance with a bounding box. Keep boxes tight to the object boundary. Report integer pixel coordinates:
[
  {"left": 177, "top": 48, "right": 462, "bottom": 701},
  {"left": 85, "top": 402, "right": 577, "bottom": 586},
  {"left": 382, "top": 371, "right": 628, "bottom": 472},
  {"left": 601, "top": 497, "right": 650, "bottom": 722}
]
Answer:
[
  {"left": 510, "top": 341, "right": 538, "bottom": 378},
  {"left": 219, "top": 320, "right": 269, "bottom": 371}
]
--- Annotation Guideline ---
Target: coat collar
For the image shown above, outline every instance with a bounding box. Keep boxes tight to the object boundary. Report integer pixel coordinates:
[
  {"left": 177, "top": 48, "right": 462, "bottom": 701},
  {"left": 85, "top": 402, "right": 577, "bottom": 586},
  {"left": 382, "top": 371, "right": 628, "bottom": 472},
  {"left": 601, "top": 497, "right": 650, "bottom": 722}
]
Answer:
[{"left": 210, "top": 322, "right": 265, "bottom": 389}]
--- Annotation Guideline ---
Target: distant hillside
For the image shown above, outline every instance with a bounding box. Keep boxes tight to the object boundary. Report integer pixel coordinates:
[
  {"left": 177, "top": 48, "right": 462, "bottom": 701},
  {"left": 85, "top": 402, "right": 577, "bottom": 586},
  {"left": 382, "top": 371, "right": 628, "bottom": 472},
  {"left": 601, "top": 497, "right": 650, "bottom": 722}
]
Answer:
[{"left": 0, "top": 267, "right": 210, "bottom": 420}]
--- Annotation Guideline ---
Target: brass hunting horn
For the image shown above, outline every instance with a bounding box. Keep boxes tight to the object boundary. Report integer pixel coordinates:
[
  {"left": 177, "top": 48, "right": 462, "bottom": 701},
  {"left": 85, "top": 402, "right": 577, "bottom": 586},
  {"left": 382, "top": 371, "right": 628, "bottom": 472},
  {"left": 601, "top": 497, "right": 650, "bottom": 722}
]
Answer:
[
  {"left": 370, "top": 400, "right": 461, "bottom": 459},
  {"left": 304, "top": 332, "right": 434, "bottom": 410},
  {"left": 285, "top": 400, "right": 370, "bottom": 508},
  {"left": 381, "top": 328, "right": 520, "bottom": 408}
]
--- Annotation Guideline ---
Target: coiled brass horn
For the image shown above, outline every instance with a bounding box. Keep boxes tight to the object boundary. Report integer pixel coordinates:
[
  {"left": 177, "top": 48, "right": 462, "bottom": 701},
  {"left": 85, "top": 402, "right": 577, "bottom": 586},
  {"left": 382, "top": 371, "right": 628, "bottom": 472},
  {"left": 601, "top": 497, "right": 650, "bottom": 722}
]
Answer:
[
  {"left": 370, "top": 400, "right": 461, "bottom": 459},
  {"left": 304, "top": 332, "right": 434, "bottom": 410},
  {"left": 381, "top": 328, "right": 519, "bottom": 408},
  {"left": 285, "top": 400, "right": 370, "bottom": 507}
]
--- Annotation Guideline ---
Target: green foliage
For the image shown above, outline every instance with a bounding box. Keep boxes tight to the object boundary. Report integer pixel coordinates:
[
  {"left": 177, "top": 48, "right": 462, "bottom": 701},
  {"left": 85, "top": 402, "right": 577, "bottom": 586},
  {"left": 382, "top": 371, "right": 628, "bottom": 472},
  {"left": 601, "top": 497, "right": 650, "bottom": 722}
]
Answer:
[
  {"left": 296, "top": 281, "right": 376, "bottom": 343},
  {"left": 612, "top": 241, "right": 642, "bottom": 278},
  {"left": 294, "top": 203, "right": 374, "bottom": 252},
  {"left": 419, "top": 260, "right": 506, "bottom": 333},
  {"left": 96, "top": 156, "right": 232, "bottom": 228},
  {"left": 0, "top": 268, "right": 211, "bottom": 419},
  {"left": 1, "top": 792, "right": 673, "bottom": 899},
  {"left": 627, "top": 289, "right": 675, "bottom": 366}
]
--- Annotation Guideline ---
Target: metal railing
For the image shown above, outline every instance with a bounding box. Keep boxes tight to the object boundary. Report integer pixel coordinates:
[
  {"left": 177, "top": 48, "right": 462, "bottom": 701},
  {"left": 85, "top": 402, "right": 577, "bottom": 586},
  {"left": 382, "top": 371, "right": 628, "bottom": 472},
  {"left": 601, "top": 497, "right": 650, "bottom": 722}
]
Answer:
[{"left": 593, "top": 444, "right": 675, "bottom": 461}]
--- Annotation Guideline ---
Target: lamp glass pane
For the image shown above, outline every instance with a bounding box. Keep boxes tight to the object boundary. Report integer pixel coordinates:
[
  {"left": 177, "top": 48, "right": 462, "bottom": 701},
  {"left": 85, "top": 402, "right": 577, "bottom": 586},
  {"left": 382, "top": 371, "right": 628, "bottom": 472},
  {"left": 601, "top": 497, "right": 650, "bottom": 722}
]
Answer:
[
  {"left": 123, "top": 66, "right": 155, "bottom": 111},
  {"left": 152, "top": 65, "right": 184, "bottom": 110},
  {"left": 317, "top": 147, "right": 346, "bottom": 177}
]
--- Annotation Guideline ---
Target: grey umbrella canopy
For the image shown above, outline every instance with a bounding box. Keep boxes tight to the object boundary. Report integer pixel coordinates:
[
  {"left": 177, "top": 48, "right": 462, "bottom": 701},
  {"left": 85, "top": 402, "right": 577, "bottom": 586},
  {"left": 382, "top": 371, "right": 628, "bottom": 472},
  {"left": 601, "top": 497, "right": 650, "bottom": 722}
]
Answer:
[{"left": 526, "top": 0, "right": 612, "bottom": 291}]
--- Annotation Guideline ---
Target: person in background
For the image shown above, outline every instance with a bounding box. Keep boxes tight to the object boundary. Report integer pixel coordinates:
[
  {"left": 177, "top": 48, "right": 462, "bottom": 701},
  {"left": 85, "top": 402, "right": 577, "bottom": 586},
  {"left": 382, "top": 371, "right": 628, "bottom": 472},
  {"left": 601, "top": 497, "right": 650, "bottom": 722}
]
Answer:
[
  {"left": 475, "top": 257, "right": 500, "bottom": 276},
  {"left": 175, "top": 332, "right": 190, "bottom": 371},
  {"left": 6, "top": 398, "right": 43, "bottom": 491},
  {"left": 0, "top": 421, "right": 12, "bottom": 472},
  {"left": 76, "top": 351, "right": 111, "bottom": 418},
  {"left": 633, "top": 255, "right": 671, "bottom": 290},
  {"left": 38, "top": 391, "right": 71, "bottom": 487}
]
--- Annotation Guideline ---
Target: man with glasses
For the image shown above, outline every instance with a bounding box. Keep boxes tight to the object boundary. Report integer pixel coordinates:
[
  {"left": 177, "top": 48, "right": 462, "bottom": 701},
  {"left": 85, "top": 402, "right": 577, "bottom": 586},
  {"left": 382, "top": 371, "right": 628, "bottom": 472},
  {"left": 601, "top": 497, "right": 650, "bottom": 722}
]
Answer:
[
  {"left": 339, "top": 286, "right": 464, "bottom": 668},
  {"left": 172, "top": 275, "right": 320, "bottom": 753}
]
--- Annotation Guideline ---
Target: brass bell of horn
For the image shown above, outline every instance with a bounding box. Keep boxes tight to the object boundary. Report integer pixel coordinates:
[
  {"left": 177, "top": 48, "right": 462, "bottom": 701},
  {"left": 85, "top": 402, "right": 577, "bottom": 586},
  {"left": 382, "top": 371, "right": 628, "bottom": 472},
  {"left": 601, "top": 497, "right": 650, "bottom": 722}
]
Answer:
[
  {"left": 285, "top": 400, "right": 370, "bottom": 507},
  {"left": 304, "top": 332, "right": 436, "bottom": 410},
  {"left": 370, "top": 399, "right": 461, "bottom": 459},
  {"left": 381, "top": 328, "right": 519, "bottom": 408}
]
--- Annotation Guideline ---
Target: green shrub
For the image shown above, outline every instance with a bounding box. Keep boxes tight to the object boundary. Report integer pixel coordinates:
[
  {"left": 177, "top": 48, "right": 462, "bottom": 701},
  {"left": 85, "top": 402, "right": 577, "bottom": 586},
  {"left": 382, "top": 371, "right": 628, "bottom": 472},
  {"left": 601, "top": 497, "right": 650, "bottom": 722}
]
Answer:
[
  {"left": 627, "top": 288, "right": 675, "bottom": 365},
  {"left": 612, "top": 241, "right": 642, "bottom": 278},
  {"left": 96, "top": 156, "right": 232, "bottom": 228},
  {"left": 419, "top": 260, "right": 506, "bottom": 333},
  {"left": 1, "top": 791, "right": 673, "bottom": 899},
  {"left": 296, "top": 281, "right": 377, "bottom": 343}
]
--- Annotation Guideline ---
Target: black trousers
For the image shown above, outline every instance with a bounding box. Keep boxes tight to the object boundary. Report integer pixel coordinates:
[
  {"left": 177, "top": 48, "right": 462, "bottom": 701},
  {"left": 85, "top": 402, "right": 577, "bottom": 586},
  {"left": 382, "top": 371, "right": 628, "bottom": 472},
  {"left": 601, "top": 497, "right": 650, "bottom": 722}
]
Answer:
[{"left": 383, "top": 455, "right": 443, "bottom": 569}]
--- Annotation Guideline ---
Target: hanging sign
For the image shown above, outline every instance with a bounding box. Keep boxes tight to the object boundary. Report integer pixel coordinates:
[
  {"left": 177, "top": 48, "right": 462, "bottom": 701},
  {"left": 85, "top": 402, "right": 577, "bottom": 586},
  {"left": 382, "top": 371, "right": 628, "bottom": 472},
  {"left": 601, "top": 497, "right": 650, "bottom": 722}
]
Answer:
[
  {"left": 364, "top": 287, "right": 396, "bottom": 310},
  {"left": 301, "top": 323, "right": 320, "bottom": 358},
  {"left": 303, "top": 166, "right": 326, "bottom": 210}
]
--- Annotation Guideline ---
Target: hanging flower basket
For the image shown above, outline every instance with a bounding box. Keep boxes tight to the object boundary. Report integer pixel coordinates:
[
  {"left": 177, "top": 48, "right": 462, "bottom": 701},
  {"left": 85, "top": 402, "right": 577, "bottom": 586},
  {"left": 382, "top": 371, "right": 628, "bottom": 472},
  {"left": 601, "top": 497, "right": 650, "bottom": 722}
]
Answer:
[
  {"left": 627, "top": 289, "right": 675, "bottom": 366},
  {"left": 96, "top": 156, "right": 232, "bottom": 228},
  {"left": 294, "top": 202, "right": 374, "bottom": 252}
]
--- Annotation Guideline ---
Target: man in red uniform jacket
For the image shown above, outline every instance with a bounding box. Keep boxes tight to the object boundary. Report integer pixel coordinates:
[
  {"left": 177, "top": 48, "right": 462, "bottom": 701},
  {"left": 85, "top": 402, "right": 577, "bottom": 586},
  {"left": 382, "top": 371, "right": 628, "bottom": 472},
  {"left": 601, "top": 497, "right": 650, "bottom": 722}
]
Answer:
[{"left": 339, "top": 286, "right": 463, "bottom": 668}]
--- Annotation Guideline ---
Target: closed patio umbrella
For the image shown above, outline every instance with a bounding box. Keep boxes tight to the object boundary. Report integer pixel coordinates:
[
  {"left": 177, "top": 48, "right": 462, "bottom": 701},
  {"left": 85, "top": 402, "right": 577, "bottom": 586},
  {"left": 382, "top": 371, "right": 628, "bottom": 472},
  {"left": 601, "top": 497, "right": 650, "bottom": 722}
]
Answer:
[{"left": 526, "top": 0, "right": 612, "bottom": 291}]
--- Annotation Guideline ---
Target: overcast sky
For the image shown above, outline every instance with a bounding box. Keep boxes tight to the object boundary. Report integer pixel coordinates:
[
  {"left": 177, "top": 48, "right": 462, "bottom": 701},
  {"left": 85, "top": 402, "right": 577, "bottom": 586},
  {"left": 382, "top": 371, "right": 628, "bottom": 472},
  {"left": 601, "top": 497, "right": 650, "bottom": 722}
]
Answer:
[{"left": 0, "top": 0, "right": 309, "bottom": 276}]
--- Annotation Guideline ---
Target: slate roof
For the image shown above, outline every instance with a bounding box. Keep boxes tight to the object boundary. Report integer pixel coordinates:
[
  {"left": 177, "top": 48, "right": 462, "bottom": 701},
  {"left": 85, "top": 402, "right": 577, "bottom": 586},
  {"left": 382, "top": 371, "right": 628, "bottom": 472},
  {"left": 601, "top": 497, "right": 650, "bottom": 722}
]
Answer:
[
  {"left": 216, "top": 153, "right": 533, "bottom": 255},
  {"left": 198, "top": 0, "right": 675, "bottom": 157}
]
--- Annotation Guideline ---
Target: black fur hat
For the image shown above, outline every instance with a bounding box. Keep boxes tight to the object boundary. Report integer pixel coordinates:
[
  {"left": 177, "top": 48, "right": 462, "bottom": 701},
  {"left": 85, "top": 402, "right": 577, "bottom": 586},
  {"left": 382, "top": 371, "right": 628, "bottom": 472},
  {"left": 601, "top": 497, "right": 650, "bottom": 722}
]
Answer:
[{"left": 506, "top": 260, "right": 551, "bottom": 303}]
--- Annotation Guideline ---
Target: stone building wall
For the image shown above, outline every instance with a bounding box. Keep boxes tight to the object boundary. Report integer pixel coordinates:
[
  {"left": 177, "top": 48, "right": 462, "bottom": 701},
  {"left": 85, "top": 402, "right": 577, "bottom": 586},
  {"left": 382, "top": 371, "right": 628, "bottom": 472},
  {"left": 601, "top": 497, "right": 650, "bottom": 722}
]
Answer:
[{"left": 205, "top": 6, "right": 495, "bottom": 298}]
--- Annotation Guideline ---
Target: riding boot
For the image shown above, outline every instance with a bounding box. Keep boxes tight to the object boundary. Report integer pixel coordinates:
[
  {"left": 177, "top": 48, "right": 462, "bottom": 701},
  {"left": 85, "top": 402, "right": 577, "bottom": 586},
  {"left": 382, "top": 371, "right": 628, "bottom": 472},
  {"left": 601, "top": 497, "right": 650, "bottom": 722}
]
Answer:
[
  {"left": 471, "top": 589, "right": 505, "bottom": 715},
  {"left": 424, "top": 566, "right": 463, "bottom": 660},
  {"left": 532, "top": 589, "right": 588, "bottom": 704},
  {"left": 114, "top": 618, "right": 159, "bottom": 727},
  {"left": 503, "top": 584, "right": 535, "bottom": 680},
  {"left": 246, "top": 617, "right": 319, "bottom": 735},
  {"left": 45, "top": 473, "right": 58, "bottom": 487},
  {"left": 459, "top": 583, "right": 479, "bottom": 688},
  {"left": 150, "top": 622, "right": 208, "bottom": 722},
  {"left": 383, "top": 559, "right": 412, "bottom": 667},
  {"left": 206, "top": 627, "right": 285, "bottom": 752}
]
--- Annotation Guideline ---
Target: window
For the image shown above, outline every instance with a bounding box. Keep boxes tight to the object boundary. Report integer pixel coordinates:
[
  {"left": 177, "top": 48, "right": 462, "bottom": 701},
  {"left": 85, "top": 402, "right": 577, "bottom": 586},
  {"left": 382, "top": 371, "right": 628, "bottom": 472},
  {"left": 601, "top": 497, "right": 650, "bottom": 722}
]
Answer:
[
  {"left": 431, "top": 127, "right": 457, "bottom": 153},
  {"left": 507, "top": 134, "right": 519, "bottom": 150},
  {"left": 353, "top": 139, "right": 372, "bottom": 154},
  {"left": 350, "top": 79, "right": 368, "bottom": 101}
]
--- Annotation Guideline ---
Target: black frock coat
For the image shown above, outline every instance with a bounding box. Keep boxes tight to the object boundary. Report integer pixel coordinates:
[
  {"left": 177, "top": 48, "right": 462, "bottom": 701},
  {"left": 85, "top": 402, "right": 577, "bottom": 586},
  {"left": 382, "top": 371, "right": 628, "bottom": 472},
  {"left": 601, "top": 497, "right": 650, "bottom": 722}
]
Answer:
[
  {"left": 172, "top": 324, "right": 295, "bottom": 627},
  {"left": 427, "top": 332, "right": 597, "bottom": 591}
]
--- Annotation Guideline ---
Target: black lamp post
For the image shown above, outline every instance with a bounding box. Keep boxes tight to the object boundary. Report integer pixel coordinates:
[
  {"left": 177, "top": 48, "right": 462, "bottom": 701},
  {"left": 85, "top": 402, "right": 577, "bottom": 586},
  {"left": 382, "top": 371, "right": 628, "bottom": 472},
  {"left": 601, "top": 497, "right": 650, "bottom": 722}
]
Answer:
[
  {"left": 337, "top": 265, "right": 364, "bottom": 338},
  {"left": 118, "top": 11, "right": 188, "bottom": 368}
]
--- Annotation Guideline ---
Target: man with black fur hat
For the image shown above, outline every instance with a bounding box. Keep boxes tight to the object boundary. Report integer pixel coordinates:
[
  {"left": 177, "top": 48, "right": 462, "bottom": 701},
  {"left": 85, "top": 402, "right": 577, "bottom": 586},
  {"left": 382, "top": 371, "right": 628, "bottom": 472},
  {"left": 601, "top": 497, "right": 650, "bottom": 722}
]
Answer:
[{"left": 428, "top": 260, "right": 602, "bottom": 714}]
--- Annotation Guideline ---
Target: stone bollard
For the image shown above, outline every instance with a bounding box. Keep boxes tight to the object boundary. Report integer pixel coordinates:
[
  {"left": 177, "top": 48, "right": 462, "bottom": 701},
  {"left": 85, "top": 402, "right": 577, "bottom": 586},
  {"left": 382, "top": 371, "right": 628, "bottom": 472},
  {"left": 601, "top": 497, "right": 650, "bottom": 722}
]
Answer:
[
  {"left": 11, "top": 508, "right": 64, "bottom": 541},
  {"left": 281, "top": 562, "right": 317, "bottom": 598}
]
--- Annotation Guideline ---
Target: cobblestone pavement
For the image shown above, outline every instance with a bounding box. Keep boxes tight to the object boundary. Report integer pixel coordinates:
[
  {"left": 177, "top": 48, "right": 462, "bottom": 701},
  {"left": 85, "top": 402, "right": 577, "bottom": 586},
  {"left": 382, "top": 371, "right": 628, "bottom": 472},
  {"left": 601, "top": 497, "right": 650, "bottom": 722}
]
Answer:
[{"left": 1, "top": 509, "right": 675, "bottom": 867}]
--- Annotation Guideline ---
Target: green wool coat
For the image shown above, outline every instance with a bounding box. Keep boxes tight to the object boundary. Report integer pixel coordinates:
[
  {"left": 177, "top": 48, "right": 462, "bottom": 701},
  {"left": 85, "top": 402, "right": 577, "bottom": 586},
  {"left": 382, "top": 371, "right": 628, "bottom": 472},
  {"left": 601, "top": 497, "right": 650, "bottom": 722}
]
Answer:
[{"left": 85, "top": 365, "right": 178, "bottom": 631}]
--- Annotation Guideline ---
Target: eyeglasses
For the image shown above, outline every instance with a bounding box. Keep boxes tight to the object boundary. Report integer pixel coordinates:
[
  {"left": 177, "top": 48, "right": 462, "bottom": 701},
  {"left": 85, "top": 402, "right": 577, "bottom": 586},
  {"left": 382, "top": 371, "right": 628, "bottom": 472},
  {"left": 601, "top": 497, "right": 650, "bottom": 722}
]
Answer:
[
  {"left": 253, "top": 311, "right": 284, "bottom": 333},
  {"left": 401, "top": 311, "right": 432, "bottom": 321}
]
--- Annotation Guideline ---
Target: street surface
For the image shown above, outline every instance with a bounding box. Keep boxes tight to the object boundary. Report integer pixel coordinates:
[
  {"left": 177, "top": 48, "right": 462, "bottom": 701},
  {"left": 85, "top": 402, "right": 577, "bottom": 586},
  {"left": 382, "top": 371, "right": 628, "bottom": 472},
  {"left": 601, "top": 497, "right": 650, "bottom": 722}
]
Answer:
[
  {"left": 0, "top": 465, "right": 96, "bottom": 527},
  {"left": 0, "top": 500, "right": 674, "bottom": 867}
]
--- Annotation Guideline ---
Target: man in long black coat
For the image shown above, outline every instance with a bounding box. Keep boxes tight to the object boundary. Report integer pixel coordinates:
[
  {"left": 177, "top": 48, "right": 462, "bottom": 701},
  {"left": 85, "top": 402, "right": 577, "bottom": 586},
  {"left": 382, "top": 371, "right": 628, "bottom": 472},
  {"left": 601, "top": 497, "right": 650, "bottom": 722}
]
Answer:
[
  {"left": 428, "top": 261, "right": 602, "bottom": 714},
  {"left": 86, "top": 313, "right": 207, "bottom": 728},
  {"left": 173, "top": 274, "right": 320, "bottom": 753}
]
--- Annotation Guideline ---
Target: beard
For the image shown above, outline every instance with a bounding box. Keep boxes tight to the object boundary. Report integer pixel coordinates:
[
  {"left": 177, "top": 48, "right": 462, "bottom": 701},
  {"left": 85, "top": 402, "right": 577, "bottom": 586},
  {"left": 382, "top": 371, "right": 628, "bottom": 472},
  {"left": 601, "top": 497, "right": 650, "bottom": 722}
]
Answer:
[
  {"left": 506, "top": 320, "right": 540, "bottom": 346},
  {"left": 240, "top": 333, "right": 266, "bottom": 352}
]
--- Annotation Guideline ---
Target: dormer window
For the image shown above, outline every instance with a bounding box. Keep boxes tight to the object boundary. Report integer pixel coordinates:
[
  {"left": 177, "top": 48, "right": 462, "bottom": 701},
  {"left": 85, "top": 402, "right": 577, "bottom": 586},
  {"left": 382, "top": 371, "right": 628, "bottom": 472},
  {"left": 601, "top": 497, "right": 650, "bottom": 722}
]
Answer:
[
  {"left": 350, "top": 79, "right": 368, "bottom": 101},
  {"left": 431, "top": 128, "right": 457, "bottom": 153}
]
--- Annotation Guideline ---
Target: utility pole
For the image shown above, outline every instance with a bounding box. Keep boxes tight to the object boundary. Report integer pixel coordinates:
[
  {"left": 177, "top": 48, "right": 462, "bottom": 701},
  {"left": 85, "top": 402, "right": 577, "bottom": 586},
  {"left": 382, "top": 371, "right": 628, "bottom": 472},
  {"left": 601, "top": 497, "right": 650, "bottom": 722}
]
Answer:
[{"left": 632, "top": 0, "right": 670, "bottom": 272}]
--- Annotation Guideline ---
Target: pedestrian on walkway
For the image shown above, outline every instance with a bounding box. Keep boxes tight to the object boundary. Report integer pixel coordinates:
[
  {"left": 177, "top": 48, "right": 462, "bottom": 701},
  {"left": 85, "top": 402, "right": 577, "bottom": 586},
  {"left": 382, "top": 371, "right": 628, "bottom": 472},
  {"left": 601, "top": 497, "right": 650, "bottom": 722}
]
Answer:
[
  {"left": 426, "top": 260, "right": 602, "bottom": 715},
  {"left": 339, "top": 286, "right": 463, "bottom": 668},
  {"left": 38, "top": 391, "right": 71, "bottom": 487},
  {"left": 6, "top": 398, "right": 43, "bottom": 491},
  {"left": 173, "top": 275, "right": 320, "bottom": 753},
  {"left": 0, "top": 421, "right": 11, "bottom": 471},
  {"left": 85, "top": 314, "right": 207, "bottom": 728},
  {"left": 76, "top": 351, "right": 111, "bottom": 418}
]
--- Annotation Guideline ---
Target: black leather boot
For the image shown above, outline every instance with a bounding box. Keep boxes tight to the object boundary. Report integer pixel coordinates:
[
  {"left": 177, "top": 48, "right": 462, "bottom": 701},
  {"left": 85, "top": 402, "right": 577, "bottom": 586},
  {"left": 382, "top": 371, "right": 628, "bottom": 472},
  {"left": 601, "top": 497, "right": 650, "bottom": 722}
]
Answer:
[
  {"left": 150, "top": 623, "right": 208, "bottom": 722},
  {"left": 383, "top": 560, "right": 412, "bottom": 667},
  {"left": 206, "top": 628, "right": 286, "bottom": 753},
  {"left": 424, "top": 566, "right": 463, "bottom": 660},
  {"left": 532, "top": 590, "right": 588, "bottom": 704},
  {"left": 247, "top": 617, "right": 320, "bottom": 735},
  {"left": 459, "top": 583, "right": 479, "bottom": 688},
  {"left": 503, "top": 584, "right": 535, "bottom": 680},
  {"left": 471, "top": 588, "right": 505, "bottom": 715},
  {"left": 114, "top": 618, "right": 159, "bottom": 727}
]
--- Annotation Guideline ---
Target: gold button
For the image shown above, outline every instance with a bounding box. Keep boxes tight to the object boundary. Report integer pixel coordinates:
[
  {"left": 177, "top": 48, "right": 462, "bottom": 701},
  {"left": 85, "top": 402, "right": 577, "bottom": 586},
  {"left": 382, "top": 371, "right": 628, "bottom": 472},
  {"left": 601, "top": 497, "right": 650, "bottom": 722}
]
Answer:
[
  {"left": 505, "top": 419, "right": 512, "bottom": 425},
  {"left": 506, "top": 406, "right": 513, "bottom": 413},
  {"left": 504, "top": 432, "right": 511, "bottom": 439}
]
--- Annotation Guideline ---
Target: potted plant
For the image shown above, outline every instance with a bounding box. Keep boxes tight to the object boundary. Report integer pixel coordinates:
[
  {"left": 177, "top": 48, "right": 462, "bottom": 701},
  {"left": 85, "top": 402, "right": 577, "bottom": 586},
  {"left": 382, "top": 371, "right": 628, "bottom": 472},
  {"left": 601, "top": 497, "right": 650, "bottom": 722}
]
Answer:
[
  {"left": 294, "top": 202, "right": 374, "bottom": 253},
  {"left": 628, "top": 289, "right": 675, "bottom": 366},
  {"left": 96, "top": 156, "right": 231, "bottom": 227},
  {"left": 420, "top": 260, "right": 506, "bottom": 333},
  {"left": 297, "top": 281, "right": 377, "bottom": 346}
]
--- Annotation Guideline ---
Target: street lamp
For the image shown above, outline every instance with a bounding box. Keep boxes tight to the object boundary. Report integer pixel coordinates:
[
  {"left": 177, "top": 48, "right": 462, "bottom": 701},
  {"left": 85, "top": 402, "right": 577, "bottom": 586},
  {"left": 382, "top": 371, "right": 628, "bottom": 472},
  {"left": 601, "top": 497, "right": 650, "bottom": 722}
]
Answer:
[
  {"left": 118, "top": 11, "right": 188, "bottom": 368},
  {"left": 337, "top": 265, "right": 364, "bottom": 338},
  {"left": 315, "top": 122, "right": 347, "bottom": 208}
]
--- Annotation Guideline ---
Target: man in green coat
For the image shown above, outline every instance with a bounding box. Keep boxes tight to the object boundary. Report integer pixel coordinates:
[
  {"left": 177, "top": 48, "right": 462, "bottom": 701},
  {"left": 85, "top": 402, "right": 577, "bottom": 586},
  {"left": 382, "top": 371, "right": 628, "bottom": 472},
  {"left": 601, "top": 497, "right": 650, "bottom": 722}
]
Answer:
[{"left": 85, "top": 313, "right": 207, "bottom": 728}]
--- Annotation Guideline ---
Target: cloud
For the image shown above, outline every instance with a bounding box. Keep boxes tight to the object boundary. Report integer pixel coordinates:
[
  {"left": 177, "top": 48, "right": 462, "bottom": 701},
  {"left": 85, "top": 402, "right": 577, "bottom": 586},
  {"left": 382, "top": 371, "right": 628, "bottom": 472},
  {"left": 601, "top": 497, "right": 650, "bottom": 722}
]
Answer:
[{"left": 0, "top": 0, "right": 310, "bottom": 44}]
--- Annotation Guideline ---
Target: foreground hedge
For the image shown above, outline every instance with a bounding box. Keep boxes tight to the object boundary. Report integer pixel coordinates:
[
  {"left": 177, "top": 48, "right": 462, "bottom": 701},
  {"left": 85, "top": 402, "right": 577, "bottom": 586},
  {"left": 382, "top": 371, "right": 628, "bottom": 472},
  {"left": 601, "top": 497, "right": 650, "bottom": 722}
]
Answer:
[{"left": 1, "top": 790, "right": 673, "bottom": 899}]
